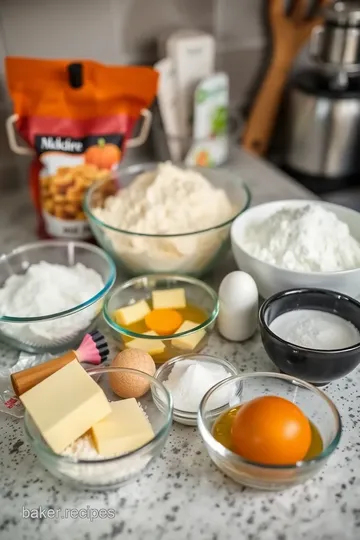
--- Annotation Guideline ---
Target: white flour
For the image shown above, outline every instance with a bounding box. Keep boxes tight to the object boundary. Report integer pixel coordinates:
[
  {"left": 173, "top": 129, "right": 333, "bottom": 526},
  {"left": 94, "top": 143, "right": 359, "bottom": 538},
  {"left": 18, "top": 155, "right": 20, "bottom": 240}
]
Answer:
[
  {"left": 242, "top": 204, "right": 360, "bottom": 272},
  {"left": 95, "top": 162, "right": 233, "bottom": 235},
  {"left": 62, "top": 433, "right": 104, "bottom": 459},
  {"left": 59, "top": 431, "right": 150, "bottom": 487},
  {"left": 93, "top": 162, "right": 235, "bottom": 273},
  {"left": 269, "top": 309, "right": 360, "bottom": 350},
  {"left": 0, "top": 261, "right": 103, "bottom": 346}
]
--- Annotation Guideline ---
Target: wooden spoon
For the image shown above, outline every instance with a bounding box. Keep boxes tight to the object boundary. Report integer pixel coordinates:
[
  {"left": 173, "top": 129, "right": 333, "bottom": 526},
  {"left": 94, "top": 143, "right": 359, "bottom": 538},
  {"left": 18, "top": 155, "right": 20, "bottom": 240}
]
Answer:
[{"left": 242, "top": 0, "right": 329, "bottom": 156}]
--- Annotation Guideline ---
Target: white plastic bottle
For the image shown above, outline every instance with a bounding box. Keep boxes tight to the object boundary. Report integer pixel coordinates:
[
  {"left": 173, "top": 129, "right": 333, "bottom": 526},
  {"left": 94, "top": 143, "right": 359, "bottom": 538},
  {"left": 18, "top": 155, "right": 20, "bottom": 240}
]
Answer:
[{"left": 218, "top": 271, "right": 258, "bottom": 342}]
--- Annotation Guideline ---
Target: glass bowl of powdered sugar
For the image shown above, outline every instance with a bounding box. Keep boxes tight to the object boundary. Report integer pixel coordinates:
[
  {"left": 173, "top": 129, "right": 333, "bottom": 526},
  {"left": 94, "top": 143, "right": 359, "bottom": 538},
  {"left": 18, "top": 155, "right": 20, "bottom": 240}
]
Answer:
[
  {"left": 154, "top": 354, "right": 238, "bottom": 425},
  {"left": 0, "top": 241, "right": 116, "bottom": 353},
  {"left": 259, "top": 288, "right": 360, "bottom": 386}
]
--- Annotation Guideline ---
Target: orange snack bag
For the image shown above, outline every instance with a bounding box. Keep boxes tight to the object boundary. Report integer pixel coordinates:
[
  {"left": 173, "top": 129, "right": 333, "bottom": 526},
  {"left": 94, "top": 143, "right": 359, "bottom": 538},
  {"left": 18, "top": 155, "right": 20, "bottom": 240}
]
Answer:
[{"left": 5, "top": 58, "right": 158, "bottom": 239}]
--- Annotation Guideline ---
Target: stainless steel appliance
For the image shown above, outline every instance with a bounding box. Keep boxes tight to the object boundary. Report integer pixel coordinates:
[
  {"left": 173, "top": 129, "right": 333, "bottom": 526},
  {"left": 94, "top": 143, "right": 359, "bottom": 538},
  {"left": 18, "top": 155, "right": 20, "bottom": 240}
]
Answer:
[{"left": 283, "top": 2, "right": 360, "bottom": 190}]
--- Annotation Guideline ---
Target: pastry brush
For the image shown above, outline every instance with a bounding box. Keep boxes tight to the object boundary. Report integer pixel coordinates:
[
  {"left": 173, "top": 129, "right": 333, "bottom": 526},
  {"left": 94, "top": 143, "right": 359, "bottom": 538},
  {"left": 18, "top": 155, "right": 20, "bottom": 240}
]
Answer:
[{"left": 11, "top": 330, "right": 109, "bottom": 396}]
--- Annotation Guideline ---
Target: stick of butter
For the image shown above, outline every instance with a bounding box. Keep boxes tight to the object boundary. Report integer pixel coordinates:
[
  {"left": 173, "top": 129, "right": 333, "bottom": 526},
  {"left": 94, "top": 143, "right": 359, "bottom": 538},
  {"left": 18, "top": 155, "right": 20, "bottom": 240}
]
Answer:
[
  {"left": 91, "top": 398, "right": 154, "bottom": 457},
  {"left": 125, "top": 330, "right": 165, "bottom": 355},
  {"left": 171, "top": 320, "right": 205, "bottom": 351},
  {"left": 152, "top": 288, "right": 186, "bottom": 310},
  {"left": 20, "top": 360, "right": 111, "bottom": 454},
  {"left": 114, "top": 299, "right": 150, "bottom": 326}
]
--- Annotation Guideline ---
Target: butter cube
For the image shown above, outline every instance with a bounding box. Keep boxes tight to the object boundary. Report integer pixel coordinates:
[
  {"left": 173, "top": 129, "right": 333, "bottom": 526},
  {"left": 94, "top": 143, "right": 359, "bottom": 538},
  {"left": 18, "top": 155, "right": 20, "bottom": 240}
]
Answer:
[
  {"left": 91, "top": 398, "right": 154, "bottom": 457},
  {"left": 125, "top": 330, "right": 165, "bottom": 355},
  {"left": 171, "top": 320, "right": 205, "bottom": 351},
  {"left": 20, "top": 360, "right": 111, "bottom": 454},
  {"left": 152, "top": 288, "right": 186, "bottom": 310},
  {"left": 114, "top": 300, "right": 150, "bottom": 326}
]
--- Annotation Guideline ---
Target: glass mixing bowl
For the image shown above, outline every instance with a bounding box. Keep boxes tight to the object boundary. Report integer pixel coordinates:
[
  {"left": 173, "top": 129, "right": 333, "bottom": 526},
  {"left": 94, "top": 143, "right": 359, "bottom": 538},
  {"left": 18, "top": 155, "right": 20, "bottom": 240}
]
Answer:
[
  {"left": 198, "top": 372, "right": 342, "bottom": 491},
  {"left": 24, "top": 367, "right": 173, "bottom": 491},
  {"left": 103, "top": 274, "right": 219, "bottom": 364},
  {"left": 0, "top": 241, "right": 116, "bottom": 353},
  {"left": 84, "top": 162, "right": 251, "bottom": 276}
]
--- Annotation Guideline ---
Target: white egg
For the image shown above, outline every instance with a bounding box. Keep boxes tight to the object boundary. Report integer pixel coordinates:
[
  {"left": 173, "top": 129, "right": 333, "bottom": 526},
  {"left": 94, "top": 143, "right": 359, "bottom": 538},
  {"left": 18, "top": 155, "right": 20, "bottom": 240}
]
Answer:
[
  {"left": 218, "top": 271, "right": 258, "bottom": 342},
  {"left": 219, "top": 271, "right": 258, "bottom": 305}
]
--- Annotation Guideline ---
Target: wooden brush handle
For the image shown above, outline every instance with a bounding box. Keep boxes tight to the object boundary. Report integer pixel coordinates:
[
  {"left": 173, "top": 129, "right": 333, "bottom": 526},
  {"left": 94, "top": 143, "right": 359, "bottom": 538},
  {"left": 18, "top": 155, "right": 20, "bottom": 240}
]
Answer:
[
  {"left": 11, "top": 351, "right": 76, "bottom": 396},
  {"left": 242, "top": 60, "right": 291, "bottom": 156}
]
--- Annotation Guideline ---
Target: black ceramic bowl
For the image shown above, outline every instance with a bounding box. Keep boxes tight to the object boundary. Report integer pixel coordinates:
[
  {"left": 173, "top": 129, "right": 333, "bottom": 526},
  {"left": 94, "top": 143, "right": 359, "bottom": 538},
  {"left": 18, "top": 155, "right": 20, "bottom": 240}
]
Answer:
[{"left": 259, "top": 288, "right": 360, "bottom": 386}]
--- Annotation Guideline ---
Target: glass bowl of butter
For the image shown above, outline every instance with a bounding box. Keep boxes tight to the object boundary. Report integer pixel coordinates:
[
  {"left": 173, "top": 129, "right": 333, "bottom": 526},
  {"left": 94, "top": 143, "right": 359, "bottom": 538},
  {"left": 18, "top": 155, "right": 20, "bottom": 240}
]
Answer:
[
  {"left": 23, "top": 364, "right": 173, "bottom": 491},
  {"left": 103, "top": 274, "right": 219, "bottom": 364}
]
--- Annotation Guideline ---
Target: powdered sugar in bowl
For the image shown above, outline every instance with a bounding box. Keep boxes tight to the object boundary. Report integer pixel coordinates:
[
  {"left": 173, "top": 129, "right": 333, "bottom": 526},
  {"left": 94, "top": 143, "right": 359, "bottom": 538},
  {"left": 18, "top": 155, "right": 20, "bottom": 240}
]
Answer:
[
  {"left": 154, "top": 354, "right": 238, "bottom": 425},
  {"left": 0, "top": 241, "right": 116, "bottom": 353},
  {"left": 231, "top": 200, "right": 360, "bottom": 299},
  {"left": 259, "top": 288, "right": 360, "bottom": 385}
]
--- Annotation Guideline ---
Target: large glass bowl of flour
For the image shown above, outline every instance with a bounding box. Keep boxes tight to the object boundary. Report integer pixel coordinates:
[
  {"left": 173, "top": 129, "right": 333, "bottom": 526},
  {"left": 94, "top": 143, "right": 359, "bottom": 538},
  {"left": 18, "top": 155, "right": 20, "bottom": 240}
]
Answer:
[
  {"left": 0, "top": 241, "right": 116, "bottom": 353},
  {"left": 84, "top": 162, "right": 251, "bottom": 276}
]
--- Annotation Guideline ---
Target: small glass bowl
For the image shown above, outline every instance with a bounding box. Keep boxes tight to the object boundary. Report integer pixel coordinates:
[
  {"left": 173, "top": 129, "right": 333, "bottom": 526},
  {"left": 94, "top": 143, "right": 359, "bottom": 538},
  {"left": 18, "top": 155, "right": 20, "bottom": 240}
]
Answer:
[
  {"left": 0, "top": 241, "right": 116, "bottom": 353},
  {"left": 154, "top": 354, "right": 238, "bottom": 426},
  {"left": 103, "top": 274, "right": 219, "bottom": 364},
  {"left": 24, "top": 367, "right": 173, "bottom": 491},
  {"left": 198, "top": 372, "right": 342, "bottom": 491}
]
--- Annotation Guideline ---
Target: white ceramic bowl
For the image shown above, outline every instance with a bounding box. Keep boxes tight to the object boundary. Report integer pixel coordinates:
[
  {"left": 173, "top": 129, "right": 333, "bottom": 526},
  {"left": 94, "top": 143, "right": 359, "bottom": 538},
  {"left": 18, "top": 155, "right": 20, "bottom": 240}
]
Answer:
[{"left": 231, "top": 200, "right": 360, "bottom": 299}]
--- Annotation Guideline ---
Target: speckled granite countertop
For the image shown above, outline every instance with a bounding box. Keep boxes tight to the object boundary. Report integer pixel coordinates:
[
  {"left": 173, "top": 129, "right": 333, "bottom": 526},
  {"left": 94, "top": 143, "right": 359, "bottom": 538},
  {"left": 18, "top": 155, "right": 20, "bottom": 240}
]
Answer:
[{"left": 0, "top": 151, "right": 359, "bottom": 540}]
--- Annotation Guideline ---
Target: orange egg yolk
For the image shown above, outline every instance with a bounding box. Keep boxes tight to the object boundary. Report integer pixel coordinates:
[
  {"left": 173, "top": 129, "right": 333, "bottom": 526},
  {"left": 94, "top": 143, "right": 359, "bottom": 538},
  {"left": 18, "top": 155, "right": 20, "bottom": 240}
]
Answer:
[
  {"left": 145, "top": 309, "right": 183, "bottom": 336},
  {"left": 231, "top": 396, "right": 312, "bottom": 465}
]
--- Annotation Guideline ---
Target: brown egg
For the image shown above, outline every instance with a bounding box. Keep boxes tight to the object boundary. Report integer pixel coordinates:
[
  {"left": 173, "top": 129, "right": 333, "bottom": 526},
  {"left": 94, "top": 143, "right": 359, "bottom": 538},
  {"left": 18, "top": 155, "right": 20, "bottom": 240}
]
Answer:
[{"left": 109, "top": 348, "right": 156, "bottom": 398}]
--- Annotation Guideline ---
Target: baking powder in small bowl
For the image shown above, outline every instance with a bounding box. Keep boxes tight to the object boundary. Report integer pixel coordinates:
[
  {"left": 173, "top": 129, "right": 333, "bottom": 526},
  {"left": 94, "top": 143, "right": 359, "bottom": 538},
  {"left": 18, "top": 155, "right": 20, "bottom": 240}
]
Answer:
[
  {"left": 155, "top": 354, "right": 238, "bottom": 426},
  {"left": 269, "top": 309, "right": 360, "bottom": 350}
]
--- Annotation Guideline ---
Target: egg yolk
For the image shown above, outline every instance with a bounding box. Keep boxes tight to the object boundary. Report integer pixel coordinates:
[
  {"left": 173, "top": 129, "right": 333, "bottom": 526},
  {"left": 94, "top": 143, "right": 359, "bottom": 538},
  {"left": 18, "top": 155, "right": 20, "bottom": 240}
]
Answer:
[
  {"left": 145, "top": 309, "right": 183, "bottom": 335},
  {"left": 231, "top": 396, "right": 312, "bottom": 465}
]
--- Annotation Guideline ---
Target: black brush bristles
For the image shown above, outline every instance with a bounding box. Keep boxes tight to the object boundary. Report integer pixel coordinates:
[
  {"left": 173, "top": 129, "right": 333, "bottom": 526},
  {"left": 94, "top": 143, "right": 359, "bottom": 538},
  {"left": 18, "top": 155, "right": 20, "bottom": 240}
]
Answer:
[{"left": 89, "top": 330, "right": 109, "bottom": 363}]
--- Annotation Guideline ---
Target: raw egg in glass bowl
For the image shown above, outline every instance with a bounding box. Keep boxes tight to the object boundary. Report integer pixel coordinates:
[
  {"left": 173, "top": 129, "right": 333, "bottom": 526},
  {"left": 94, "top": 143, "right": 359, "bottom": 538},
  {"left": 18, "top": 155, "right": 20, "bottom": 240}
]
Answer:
[
  {"left": 198, "top": 372, "right": 342, "bottom": 491},
  {"left": 103, "top": 274, "right": 219, "bottom": 364},
  {"left": 229, "top": 396, "right": 312, "bottom": 466}
]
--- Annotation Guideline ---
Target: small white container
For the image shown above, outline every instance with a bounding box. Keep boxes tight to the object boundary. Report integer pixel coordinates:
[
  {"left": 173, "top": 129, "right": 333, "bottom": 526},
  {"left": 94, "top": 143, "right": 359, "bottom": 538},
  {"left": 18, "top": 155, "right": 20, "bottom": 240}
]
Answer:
[
  {"left": 166, "top": 30, "right": 216, "bottom": 147},
  {"left": 218, "top": 271, "right": 258, "bottom": 342}
]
